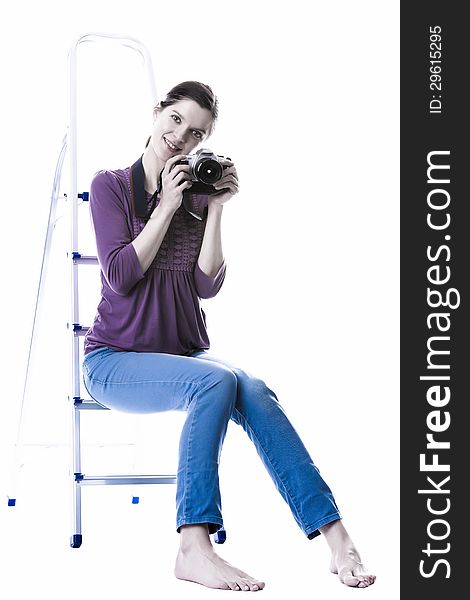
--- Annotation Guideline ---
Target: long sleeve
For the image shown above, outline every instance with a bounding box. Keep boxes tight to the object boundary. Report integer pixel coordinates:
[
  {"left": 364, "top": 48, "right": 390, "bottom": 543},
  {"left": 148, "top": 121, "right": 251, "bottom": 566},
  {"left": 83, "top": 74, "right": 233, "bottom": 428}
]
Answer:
[
  {"left": 89, "top": 170, "right": 145, "bottom": 296},
  {"left": 194, "top": 259, "right": 227, "bottom": 299}
]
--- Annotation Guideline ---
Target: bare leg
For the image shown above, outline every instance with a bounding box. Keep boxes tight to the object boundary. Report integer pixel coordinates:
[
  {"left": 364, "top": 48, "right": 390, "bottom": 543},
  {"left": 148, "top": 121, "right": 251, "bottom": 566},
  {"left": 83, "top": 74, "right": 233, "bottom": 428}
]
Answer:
[
  {"left": 174, "top": 524, "right": 266, "bottom": 591},
  {"left": 319, "top": 520, "right": 376, "bottom": 588}
]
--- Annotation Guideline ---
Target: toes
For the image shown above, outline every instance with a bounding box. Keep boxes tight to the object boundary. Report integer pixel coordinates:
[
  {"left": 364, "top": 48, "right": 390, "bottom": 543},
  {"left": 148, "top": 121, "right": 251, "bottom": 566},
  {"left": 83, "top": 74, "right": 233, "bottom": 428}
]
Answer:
[
  {"left": 339, "top": 566, "right": 376, "bottom": 588},
  {"left": 353, "top": 571, "right": 376, "bottom": 587},
  {"left": 218, "top": 577, "right": 266, "bottom": 591},
  {"left": 340, "top": 569, "right": 362, "bottom": 587},
  {"left": 238, "top": 578, "right": 251, "bottom": 591},
  {"left": 238, "top": 577, "right": 262, "bottom": 591},
  {"left": 227, "top": 580, "right": 241, "bottom": 591},
  {"left": 355, "top": 576, "right": 373, "bottom": 588}
]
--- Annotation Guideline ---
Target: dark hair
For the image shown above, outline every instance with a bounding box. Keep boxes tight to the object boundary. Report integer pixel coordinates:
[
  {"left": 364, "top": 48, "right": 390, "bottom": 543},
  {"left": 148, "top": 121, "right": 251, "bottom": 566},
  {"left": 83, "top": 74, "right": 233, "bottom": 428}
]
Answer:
[{"left": 145, "top": 80, "right": 218, "bottom": 148}]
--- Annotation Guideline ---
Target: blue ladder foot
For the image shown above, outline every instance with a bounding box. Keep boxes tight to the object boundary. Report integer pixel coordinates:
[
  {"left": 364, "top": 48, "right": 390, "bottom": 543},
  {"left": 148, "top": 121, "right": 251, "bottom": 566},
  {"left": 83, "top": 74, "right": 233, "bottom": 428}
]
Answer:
[
  {"left": 7, "top": 498, "right": 16, "bottom": 507},
  {"left": 213, "top": 527, "right": 226, "bottom": 544},
  {"left": 70, "top": 534, "right": 82, "bottom": 548},
  {"left": 132, "top": 496, "right": 140, "bottom": 504}
]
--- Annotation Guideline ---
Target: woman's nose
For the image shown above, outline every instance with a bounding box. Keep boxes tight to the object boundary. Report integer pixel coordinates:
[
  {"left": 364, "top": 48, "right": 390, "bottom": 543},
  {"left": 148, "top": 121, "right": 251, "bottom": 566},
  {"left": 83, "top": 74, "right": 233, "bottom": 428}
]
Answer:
[{"left": 173, "top": 126, "right": 187, "bottom": 145}]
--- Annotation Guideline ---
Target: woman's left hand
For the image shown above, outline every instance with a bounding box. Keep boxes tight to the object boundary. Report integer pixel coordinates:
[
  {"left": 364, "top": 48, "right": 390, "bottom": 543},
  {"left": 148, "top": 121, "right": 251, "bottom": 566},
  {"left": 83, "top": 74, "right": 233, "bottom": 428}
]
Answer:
[{"left": 208, "top": 158, "right": 239, "bottom": 207}]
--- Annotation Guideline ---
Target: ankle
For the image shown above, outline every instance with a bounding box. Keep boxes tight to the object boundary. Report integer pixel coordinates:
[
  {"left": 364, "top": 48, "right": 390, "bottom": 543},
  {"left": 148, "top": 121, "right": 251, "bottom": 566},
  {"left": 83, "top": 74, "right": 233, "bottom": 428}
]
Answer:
[
  {"left": 179, "top": 523, "right": 212, "bottom": 552},
  {"left": 319, "top": 519, "right": 353, "bottom": 552}
]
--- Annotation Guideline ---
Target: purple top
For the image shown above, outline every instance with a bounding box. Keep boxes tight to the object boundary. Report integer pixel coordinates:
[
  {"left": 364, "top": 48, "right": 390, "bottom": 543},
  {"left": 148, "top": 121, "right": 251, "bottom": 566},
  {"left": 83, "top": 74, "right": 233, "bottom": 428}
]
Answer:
[{"left": 83, "top": 167, "right": 226, "bottom": 356}]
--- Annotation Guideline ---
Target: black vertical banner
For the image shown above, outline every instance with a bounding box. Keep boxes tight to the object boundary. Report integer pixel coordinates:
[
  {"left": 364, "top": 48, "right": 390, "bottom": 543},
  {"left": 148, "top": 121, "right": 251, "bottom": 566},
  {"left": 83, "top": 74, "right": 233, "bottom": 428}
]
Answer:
[{"left": 401, "top": 2, "right": 468, "bottom": 597}]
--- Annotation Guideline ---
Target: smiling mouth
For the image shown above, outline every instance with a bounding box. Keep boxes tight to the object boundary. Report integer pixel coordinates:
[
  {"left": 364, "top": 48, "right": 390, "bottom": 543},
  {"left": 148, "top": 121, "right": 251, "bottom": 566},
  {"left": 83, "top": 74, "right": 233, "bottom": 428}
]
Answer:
[{"left": 164, "top": 136, "right": 182, "bottom": 152}]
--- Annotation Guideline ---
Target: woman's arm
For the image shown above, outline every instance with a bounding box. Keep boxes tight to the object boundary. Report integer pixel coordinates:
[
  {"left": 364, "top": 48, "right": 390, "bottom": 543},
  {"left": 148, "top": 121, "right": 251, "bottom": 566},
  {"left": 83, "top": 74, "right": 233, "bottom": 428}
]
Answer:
[
  {"left": 197, "top": 157, "right": 239, "bottom": 277},
  {"left": 132, "top": 153, "right": 193, "bottom": 274},
  {"left": 131, "top": 203, "right": 176, "bottom": 273},
  {"left": 197, "top": 202, "right": 225, "bottom": 277},
  {"left": 89, "top": 171, "right": 146, "bottom": 296}
]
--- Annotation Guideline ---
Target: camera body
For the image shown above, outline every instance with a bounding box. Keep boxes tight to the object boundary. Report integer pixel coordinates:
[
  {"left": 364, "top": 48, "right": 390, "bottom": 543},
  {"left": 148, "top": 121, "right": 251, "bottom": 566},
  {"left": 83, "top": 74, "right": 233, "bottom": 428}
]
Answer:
[{"left": 174, "top": 148, "right": 229, "bottom": 194}]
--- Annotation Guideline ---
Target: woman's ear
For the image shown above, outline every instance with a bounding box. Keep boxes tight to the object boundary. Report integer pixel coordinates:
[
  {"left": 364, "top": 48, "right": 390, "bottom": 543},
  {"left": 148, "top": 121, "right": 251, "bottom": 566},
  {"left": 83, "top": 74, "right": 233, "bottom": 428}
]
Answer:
[{"left": 153, "top": 102, "right": 162, "bottom": 121}]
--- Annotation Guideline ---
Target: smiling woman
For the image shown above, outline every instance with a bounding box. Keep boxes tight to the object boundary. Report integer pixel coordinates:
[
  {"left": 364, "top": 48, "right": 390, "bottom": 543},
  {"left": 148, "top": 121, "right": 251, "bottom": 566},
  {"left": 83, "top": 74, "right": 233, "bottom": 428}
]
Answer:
[
  {"left": 81, "top": 79, "right": 375, "bottom": 592},
  {"left": 143, "top": 81, "right": 218, "bottom": 157},
  {"left": 0, "top": 1, "right": 401, "bottom": 596}
]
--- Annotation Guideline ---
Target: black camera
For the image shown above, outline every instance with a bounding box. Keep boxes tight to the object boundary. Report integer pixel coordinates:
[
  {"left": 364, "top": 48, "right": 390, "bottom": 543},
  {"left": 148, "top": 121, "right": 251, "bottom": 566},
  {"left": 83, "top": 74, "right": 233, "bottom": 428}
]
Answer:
[{"left": 174, "top": 148, "right": 230, "bottom": 195}]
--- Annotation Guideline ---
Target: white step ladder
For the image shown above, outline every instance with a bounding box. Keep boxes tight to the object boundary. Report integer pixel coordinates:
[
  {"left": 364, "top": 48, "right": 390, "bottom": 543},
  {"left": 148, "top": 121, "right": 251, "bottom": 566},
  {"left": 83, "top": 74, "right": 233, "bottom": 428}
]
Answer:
[{"left": 7, "top": 32, "right": 227, "bottom": 549}]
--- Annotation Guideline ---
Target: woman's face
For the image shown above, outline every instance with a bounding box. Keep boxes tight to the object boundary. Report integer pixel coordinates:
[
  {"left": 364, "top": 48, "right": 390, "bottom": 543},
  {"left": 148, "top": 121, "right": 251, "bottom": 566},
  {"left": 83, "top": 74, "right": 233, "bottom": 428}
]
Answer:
[{"left": 150, "top": 98, "right": 213, "bottom": 161}]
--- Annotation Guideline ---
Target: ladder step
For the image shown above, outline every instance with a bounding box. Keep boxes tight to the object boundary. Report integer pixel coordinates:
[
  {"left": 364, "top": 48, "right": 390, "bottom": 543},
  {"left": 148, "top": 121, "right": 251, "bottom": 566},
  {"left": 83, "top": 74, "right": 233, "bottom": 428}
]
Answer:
[
  {"left": 71, "top": 252, "right": 99, "bottom": 265},
  {"left": 70, "top": 324, "right": 90, "bottom": 336},
  {"left": 74, "top": 398, "right": 109, "bottom": 410},
  {"left": 77, "top": 474, "right": 177, "bottom": 486}
]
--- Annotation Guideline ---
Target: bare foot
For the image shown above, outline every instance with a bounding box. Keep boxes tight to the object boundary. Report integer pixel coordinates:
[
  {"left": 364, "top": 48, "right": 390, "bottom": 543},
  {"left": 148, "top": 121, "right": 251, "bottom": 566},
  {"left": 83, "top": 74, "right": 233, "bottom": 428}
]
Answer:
[
  {"left": 175, "top": 546, "right": 266, "bottom": 591},
  {"left": 175, "top": 524, "right": 265, "bottom": 591},
  {"left": 319, "top": 520, "right": 376, "bottom": 588},
  {"left": 330, "top": 547, "right": 376, "bottom": 588}
]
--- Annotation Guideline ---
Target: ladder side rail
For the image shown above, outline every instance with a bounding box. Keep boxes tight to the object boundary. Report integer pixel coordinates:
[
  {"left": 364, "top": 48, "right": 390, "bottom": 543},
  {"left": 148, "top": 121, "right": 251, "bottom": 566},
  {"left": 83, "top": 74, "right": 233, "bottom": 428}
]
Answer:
[
  {"left": 7, "top": 136, "right": 67, "bottom": 506},
  {"left": 67, "top": 34, "right": 157, "bottom": 547},
  {"left": 68, "top": 38, "right": 82, "bottom": 541},
  {"left": 67, "top": 32, "right": 158, "bottom": 405}
]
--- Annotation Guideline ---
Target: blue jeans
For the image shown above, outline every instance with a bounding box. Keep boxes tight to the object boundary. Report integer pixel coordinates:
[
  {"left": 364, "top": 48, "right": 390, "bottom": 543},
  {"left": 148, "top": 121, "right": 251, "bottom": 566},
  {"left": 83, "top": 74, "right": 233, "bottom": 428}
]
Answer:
[{"left": 82, "top": 346, "right": 341, "bottom": 539}]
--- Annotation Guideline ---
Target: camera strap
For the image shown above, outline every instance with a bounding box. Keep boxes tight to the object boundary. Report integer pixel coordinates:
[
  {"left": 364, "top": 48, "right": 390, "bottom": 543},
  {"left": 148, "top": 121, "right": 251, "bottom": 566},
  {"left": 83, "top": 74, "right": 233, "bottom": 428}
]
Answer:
[
  {"left": 129, "top": 154, "right": 161, "bottom": 219},
  {"left": 129, "top": 153, "right": 208, "bottom": 221}
]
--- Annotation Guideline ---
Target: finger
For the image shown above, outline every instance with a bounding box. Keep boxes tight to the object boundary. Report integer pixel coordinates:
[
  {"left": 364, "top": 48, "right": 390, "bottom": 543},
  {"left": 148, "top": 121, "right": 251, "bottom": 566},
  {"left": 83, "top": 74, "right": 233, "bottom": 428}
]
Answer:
[
  {"left": 166, "top": 170, "right": 187, "bottom": 187},
  {"left": 169, "top": 165, "right": 191, "bottom": 180},
  {"left": 220, "top": 165, "right": 236, "bottom": 176},
  {"left": 217, "top": 171, "right": 238, "bottom": 181},
  {"left": 174, "top": 170, "right": 192, "bottom": 186},
  {"left": 214, "top": 183, "right": 237, "bottom": 195},
  {"left": 216, "top": 179, "right": 238, "bottom": 191},
  {"left": 169, "top": 153, "right": 188, "bottom": 163},
  {"left": 163, "top": 166, "right": 190, "bottom": 186},
  {"left": 220, "top": 158, "right": 234, "bottom": 167},
  {"left": 216, "top": 174, "right": 238, "bottom": 187},
  {"left": 164, "top": 154, "right": 188, "bottom": 173}
]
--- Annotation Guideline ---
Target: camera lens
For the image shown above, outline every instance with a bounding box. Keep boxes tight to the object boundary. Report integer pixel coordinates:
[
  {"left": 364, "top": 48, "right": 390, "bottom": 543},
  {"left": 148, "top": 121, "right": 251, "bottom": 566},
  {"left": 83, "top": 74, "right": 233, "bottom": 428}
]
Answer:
[{"left": 195, "top": 158, "right": 223, "bottom": 185}]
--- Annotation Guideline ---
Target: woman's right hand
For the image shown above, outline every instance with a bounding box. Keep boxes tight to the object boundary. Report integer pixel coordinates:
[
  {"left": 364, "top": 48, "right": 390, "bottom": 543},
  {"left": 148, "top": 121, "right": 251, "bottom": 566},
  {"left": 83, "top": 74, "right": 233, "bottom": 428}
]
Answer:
[{"left": 157, "top": 154, "right": 193, "bottom": 214}]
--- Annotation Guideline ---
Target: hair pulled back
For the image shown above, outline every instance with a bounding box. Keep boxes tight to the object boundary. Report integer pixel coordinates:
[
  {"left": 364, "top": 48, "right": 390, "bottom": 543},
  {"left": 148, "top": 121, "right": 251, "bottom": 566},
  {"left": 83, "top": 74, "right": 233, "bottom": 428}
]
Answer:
[{"left": 145, "top": 80, "right": 218, "bottom": 148}]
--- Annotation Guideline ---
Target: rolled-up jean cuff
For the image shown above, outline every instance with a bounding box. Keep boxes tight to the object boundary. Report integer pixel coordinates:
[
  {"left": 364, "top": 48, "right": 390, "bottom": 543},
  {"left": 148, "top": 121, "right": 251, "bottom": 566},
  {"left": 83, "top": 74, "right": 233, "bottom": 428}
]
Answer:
[
  {"left": 306, "top": 512, "right": 342, "bottom": 540},
  {"left": 176, "top": 517, "right": 224, "bottom": 535}
]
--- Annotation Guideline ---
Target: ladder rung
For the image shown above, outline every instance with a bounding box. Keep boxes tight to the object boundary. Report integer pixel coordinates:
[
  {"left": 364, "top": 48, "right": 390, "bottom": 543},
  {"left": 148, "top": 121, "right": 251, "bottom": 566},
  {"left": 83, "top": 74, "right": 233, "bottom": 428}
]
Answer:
[
  {"left": 71, "top": 252, "right": 99, "bottom": 265},
  {"left": 78, "top": 475, "right": 177, "bottom": 486},
  {"left": 74, "top": 398, "right": 109, "bottom": 410},
  {"left": 71, "top": 324, "right": 90, "bottom": 336}
]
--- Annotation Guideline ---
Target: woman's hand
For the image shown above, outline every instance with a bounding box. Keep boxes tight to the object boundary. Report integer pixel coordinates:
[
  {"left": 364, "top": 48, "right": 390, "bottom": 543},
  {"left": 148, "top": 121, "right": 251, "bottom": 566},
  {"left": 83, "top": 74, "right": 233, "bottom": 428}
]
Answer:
[
  {"left": 208, "top": 158, "right": 239, "bottom": 207},
  {"left": 157, "top": 154, "right": 192, "bottom": 214}
]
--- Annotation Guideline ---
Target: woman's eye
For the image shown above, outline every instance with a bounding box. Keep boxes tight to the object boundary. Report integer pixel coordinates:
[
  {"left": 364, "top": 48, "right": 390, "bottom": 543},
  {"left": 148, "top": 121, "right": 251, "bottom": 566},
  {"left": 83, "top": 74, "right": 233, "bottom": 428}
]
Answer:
[
  {"left": 193, "top": 131, "right": 202, "bottom": 139},
  {"left": 171, "top": 114, "right": 180, "bottom": 123}
]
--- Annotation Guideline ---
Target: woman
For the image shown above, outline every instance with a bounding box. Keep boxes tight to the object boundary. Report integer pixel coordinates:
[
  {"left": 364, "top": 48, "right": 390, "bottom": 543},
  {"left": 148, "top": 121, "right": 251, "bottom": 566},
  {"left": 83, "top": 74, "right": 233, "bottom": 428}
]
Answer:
[{"left": 82, "top": 81, "right": 376, "bottom": 591}]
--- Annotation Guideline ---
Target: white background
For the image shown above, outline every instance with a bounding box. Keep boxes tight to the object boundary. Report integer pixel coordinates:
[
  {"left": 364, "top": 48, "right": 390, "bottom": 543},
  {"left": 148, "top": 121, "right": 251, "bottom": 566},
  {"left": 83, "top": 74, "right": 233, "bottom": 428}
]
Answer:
[{"left": 0, "top": 1, "right": 399, "bottom": 598}]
